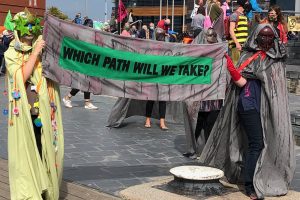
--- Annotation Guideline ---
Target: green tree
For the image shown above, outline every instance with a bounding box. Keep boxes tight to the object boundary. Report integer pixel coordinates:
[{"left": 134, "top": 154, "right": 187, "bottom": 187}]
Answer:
[{"left": 48, "top": 7, "right": 68, "bottom": 20}]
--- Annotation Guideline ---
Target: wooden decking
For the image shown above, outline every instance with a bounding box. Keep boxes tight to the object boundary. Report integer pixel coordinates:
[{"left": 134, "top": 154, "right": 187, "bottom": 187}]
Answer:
[{"left": 0, "top": 158, "right": 120, "bottom": 200}]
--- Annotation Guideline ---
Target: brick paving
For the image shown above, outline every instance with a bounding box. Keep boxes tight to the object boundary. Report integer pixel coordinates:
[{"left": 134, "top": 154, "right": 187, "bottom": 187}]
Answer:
[{"left": 0, "top": 74, "right": 300, "bottom": 197}]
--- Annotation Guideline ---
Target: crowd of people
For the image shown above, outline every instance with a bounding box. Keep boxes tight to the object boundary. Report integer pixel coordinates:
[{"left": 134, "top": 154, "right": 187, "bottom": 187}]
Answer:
[{"left": 0, "top": 0, "right": 297, "bottom": 199}]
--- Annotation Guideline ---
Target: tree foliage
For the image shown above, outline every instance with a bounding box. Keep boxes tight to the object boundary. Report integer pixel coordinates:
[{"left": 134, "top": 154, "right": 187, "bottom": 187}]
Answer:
[{"left": 48, "top": 7, "right": 68, "bottom": 20}]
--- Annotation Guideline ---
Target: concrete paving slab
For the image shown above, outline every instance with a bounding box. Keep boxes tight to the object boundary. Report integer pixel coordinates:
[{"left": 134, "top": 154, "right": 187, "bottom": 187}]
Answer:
[{"left": 120, "top": 177, "right": 300, "bottom": 200}]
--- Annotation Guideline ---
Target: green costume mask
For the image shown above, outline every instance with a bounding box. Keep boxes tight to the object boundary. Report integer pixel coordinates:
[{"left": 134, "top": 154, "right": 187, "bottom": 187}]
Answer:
[{"left": 12, "top": 8, "right": 42, "bottom": 36}]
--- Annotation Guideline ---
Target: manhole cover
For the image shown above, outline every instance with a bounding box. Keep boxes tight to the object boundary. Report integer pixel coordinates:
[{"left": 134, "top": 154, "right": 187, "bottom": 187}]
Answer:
[{"left": 170, "top": 166, "right": 224, "bottom": 180}]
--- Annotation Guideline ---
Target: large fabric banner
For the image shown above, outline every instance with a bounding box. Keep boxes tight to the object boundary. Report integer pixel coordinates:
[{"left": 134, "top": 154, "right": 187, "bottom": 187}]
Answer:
[{"left": 42, "top": 14, "right": 228, "bottom": 101}]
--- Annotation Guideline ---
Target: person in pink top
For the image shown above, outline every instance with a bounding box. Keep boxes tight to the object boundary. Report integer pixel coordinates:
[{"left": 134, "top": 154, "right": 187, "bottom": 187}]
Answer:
[
  {"left": 121, "top": 22, "right": 131, "bottom": 37},
  {"left": 221, "top": 0, "right": 231, "bottom": 19}
]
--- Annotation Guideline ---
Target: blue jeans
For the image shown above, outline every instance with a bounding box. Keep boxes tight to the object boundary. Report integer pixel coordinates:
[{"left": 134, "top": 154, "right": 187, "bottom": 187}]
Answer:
[{"left": 238, "top": 109, "right": 264, "bottom": 194}]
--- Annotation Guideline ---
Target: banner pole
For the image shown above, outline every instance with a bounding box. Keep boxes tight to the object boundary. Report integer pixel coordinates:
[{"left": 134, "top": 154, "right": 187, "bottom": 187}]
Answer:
[
  {"left": 160, "top": 0, "right": 162, "bottom": 20},
  {"left": 119, "top": 0, "right": 121, "bottom": 35},
  {"left": 172, "top": 0, "right": 174, "bottom": 31},
  {"left": 166, "top": 0, "right": 169, "bottom": 18},
  {"left": 183, "top": 0, "right": 186, "bottom": 32}
]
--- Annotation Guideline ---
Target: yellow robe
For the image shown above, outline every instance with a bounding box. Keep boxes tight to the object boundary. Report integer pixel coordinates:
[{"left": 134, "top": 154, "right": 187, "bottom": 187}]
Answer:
[{"left": 4, "top": 36, "right": 64, "bottom": 200}]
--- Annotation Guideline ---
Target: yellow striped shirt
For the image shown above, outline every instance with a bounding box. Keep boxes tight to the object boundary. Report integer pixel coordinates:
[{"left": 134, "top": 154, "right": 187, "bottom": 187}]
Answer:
[{"left": 229, "top": 15, "right": 248, "bottom": 49}]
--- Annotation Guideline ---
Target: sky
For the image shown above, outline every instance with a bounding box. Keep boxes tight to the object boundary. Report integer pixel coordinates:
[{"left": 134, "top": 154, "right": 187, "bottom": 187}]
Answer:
[{"left": 46, "top": 0, "right": 113, "bottom": 22}]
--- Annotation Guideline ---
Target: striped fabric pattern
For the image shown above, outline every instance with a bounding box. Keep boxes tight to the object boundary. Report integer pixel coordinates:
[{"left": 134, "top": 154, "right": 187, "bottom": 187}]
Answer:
[{"left": 229, "top": 15, "right": 248, "bottom": 48}]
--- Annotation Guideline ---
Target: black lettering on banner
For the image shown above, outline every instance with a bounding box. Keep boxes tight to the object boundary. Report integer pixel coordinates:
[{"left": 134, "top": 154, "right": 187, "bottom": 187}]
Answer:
[
  {"left": 133, "top": 62, "right": 143, "bottom": 74},
  {"left": 204, "top": 65, "right": 209, "bottom": 76},
  {"left": 103, "top": 57, "right": 111, "bottom": 68},
  {"left": 190, "top": 65, "right": 197, "bottom": 76},
  {"left": 122, "top": 60, "right": 130, "bottom": 72},
  {"left": 91, "top": 54, "right": 101, "bottom": 66},
  {"left": 153, "top": 64, "right": 158, "bottom": 75},
  {"left": 182, "top": 66, "right": 189, "bottom": 76},
  {"left": 80, "top": 51, "right": 85, "bottom": 63},
  {"left": 161, "top": 65, "right": 172, "bottom": 76},
  {"left": 142, "top": 63, "right": 148, "bottom": 74},
  {"left": 116, "top": 59, "right": 124, "bottom": 71},
  {"left": 63, "top": 47, "right": 74, "bottom": 60},
  {"left": 108, "top": 58, "right": 116, "bottom": 70},
  {"left": 84, "top": 52, "right": 92, "bottom": 64},
  {"left": 179, "top": 65, "right": 187, "bottom": 75},
  {"left": 198, "top": 65, "right": 204, "bottom": 76},
  {"left": 72, "top": 49, "right": 82, "bottom": 62},
  {"left": 169, "top": 66, "right": 176, "bottom": 76}
]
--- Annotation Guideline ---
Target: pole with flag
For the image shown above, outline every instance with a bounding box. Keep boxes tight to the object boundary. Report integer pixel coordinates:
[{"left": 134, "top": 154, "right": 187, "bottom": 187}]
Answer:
[
  {"left": 118, "top": 0, "right": 128, "bottom": 34},
  {"left": 4, "top": 10, "right": 14, "bottom": 31},
  {"left": 118, "top": 0, "right": 127, "bottom": 23}
]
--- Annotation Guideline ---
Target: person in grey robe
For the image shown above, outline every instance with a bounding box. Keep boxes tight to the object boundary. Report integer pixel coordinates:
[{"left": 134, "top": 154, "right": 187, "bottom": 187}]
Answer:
[
  {"left": 182, "top": 28, "right": 225, "bottom": 159},
  {"left": 199, "top": 23, "right": 295, "bottom": 199}
]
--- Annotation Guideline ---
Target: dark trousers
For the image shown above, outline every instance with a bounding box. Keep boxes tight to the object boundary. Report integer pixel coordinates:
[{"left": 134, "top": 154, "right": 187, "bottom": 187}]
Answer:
[
  {"left": 70, "top": 88, "right": 91, "bottom": 99},
  {"left": 32, "top": 115, "right": 42, "bottom": 160},
  {"left": 145, "top": 101, "right": 166, "bottom": 119},
  {"left": 0, "top": 56, "right": 5, "bottom": 74},
  {"left": 195, "top": 111, "right": 219, "bottom": 142},
  {"left": 238, "top": 109, "right": 264, "bottom": 194}
]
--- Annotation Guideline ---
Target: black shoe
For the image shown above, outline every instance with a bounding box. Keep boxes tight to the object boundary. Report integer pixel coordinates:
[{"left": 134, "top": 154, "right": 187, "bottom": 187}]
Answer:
[
  {"left": 182, "top": 152, "right": 194, "bottom": 157},
  {"left": 182, "top": 152, "right": 197, "bottom": 158}
]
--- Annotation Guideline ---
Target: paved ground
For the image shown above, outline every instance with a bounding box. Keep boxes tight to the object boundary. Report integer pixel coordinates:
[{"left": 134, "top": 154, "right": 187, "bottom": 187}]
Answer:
[
  {"left": 1, "top": 71, "right": 300, "bottom": 197},
  {"left": 0, "top": 158, "right": 121, "bottom": 200}
]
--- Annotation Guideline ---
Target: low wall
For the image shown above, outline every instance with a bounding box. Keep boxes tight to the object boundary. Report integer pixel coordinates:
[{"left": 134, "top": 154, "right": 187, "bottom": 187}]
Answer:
[{"left": 286, "top": 40, "right": 300, "bottom": 65}]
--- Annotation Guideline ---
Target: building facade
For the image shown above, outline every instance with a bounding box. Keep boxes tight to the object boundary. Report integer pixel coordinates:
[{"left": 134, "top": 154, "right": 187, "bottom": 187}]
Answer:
[
  {"left": 113, "top": 0, "right": 194, "bottom": 32},
  {"left": 0, "top": 0, "right": 45, "bottom": 25},
  {"left": 112, "top": 0, "right": 300, "bottom": 32}
]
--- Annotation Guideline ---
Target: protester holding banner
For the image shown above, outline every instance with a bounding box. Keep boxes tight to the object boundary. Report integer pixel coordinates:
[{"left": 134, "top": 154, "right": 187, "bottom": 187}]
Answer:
[
  {"left": 144, "top": 27, "right": 169, "bottom": 130},
  {"left": 4, "top": 9, "right": 64, "bottom": 199},
  {"left": 63, "top": 18, "right": 98, "bottom": 110},
  {"left": 121, "top": 22, "right": 131, "bottom": 37},
  {"left": 199, "top": 23, "right": 295, "bottom": 200}
]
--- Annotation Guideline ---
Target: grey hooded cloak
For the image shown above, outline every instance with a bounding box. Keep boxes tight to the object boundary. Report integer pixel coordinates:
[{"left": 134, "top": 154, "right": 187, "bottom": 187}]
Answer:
[
  {"left": 183, "top": 29, "right": 225, "bottom": 155},
  {"left": 198, "top": 24, "right": 295, "bottom": 198}
]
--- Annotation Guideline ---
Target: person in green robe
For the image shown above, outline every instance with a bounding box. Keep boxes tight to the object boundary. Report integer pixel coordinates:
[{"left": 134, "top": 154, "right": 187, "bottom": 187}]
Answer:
[{"left": 4, "top": 9, "right": 64, "bottom": 200}]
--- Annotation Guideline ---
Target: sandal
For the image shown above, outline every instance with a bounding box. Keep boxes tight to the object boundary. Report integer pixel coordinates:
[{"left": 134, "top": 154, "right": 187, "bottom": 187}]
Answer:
[
  {"left": 249, "top": 192, "right": 259, "bottom": 200},
  {"left": 160, "top": 125, "right": 169, "bottom": 130},
  {"left": 144, "top": 123, "right": 151, "bottom": 128}
]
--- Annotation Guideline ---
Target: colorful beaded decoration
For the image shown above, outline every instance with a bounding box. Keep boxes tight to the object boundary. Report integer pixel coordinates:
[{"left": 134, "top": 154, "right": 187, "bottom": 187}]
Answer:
[
  {"left": 34, "top": 116, "right": 42, "bottom": 127},
  {"left": 47, "top": 81, "right": 60, "bottom": 168},
  {"left": 12, "top": 107, "right": 19, "bottom": 115},
  {"left": 12, "top": 89, "right": 21, "bottom": 99},
  {"left": 3, "top": 109, "right": 8, "bottom": 116}
]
